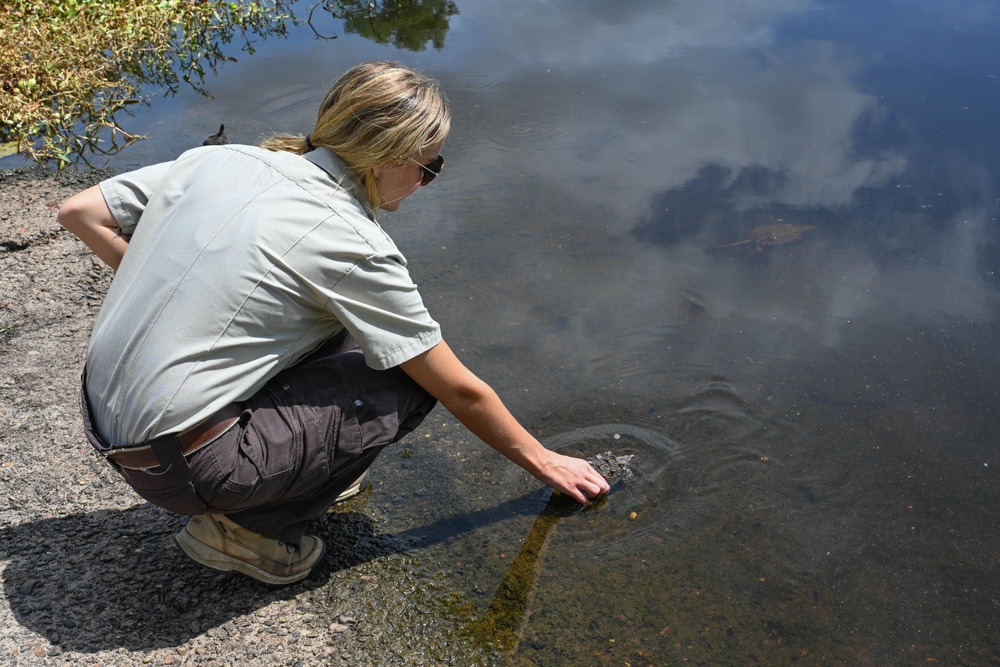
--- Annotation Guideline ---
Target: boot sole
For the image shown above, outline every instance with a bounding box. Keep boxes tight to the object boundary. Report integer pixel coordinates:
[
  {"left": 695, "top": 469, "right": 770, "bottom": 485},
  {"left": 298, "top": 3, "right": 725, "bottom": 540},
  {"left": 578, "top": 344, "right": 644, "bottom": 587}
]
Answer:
[
  {"left": 175, "top": 528, "right": 326, "bottom": 586},
  {"left": 334, "top": 470, "right": 369, "bottom": 503}
]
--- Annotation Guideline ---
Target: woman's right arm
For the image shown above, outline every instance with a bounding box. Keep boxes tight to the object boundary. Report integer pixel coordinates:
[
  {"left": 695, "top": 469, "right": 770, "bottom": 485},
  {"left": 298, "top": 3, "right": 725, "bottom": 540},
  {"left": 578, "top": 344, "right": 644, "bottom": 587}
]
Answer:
[
  {"left": 58, "top": 185, "right": 129, "bottom": 270},
  {"left": 401, "top": 340, "right": 610, "bottom": 503}
]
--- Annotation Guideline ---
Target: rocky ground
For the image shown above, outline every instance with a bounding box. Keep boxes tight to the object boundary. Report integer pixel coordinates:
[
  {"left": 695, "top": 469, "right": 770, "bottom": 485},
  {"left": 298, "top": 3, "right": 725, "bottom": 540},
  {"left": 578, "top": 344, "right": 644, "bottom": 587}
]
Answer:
[{"left": 0, "top": 167, "right": 504, "bottom": 667}]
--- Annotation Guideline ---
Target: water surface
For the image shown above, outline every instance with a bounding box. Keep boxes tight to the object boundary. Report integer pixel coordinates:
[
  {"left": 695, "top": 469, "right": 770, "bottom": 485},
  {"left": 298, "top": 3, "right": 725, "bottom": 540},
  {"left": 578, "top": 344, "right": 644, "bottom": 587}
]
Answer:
[{"left": 15, "top": 0, "right": 1000, "bottom": 664}]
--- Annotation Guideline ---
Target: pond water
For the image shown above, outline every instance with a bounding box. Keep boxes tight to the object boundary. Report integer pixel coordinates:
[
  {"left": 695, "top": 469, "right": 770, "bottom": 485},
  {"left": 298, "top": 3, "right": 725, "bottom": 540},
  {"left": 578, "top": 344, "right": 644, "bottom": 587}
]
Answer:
[{"left": 14, "top": 0, "right": 1000, "bottom": 664}]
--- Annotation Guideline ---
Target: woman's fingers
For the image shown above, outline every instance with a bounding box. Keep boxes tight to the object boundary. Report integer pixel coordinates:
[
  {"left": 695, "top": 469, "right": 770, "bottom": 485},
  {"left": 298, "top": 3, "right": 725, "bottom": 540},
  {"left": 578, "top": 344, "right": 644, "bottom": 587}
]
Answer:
[{"left": 557, "top": 456, "right": 612, "bottom": 504}]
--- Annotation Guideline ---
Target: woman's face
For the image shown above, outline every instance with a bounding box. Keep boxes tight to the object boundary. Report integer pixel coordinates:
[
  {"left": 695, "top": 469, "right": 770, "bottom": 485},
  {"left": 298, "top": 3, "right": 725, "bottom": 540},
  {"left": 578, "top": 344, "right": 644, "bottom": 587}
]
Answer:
[{"left": 374, "top": 142, "right": 444, "bottom": 212}]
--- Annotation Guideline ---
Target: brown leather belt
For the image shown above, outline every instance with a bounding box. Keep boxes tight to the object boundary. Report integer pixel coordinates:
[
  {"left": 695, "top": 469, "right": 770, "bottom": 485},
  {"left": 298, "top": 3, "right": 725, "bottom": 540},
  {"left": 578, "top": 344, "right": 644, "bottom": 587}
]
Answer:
[{"left": 105, "top": 404, "right": 243, "bottom": 470}]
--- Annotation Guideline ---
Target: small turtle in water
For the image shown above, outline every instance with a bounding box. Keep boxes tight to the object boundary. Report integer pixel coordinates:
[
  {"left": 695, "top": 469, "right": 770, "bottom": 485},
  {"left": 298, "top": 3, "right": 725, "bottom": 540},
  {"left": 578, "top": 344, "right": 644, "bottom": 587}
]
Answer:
[
  {"left": 586, "top": 451, "right": 634, "bottom": 484},
  {"left": 715, "top": 223, "right": 816, "bottom": 252}
]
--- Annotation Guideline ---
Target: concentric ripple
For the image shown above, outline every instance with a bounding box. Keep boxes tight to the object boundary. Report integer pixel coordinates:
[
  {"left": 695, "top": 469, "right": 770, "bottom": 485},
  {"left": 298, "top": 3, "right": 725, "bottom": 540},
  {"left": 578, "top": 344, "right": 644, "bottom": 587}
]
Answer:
[{"left": 525, "top": 422, "right": 691, "bottom": 556}]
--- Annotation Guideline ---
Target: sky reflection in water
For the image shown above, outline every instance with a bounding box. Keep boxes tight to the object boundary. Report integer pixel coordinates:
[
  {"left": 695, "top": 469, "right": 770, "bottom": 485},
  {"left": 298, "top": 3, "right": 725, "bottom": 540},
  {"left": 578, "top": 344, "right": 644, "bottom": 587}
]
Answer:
[{"left": 30, "top": 0, "right": 1000, "bottom": 664}]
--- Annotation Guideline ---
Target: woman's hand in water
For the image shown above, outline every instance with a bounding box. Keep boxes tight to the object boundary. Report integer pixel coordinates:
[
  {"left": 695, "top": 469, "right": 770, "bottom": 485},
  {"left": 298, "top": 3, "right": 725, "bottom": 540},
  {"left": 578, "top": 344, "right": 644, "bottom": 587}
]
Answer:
[
  {"left": 400, "top": 341, "right": 610, "bottom": 504},
  {"left": 531, "top": 449, "right": 610, "bottom": 504}
]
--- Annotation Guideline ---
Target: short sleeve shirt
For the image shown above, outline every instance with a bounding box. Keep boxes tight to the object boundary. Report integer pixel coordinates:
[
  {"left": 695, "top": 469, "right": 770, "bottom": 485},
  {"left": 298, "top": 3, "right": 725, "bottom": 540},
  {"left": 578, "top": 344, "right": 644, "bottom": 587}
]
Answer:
[{"left": 86, "top": 145, "right": 441, "bottom": 446}]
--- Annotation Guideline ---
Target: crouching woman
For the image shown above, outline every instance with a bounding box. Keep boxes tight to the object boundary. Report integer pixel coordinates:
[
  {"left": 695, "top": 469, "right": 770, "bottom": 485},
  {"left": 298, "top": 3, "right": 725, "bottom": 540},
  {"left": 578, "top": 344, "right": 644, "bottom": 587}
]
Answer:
[{"left": 59, "top": 61, "right": 608, "bottom": 585}]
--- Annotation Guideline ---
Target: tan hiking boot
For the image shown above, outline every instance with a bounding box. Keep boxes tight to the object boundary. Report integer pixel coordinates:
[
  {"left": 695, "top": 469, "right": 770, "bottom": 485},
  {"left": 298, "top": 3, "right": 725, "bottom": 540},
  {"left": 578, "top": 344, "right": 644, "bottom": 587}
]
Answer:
[{"left": 175, "top": 514, "right": 325, "bottom": 585}]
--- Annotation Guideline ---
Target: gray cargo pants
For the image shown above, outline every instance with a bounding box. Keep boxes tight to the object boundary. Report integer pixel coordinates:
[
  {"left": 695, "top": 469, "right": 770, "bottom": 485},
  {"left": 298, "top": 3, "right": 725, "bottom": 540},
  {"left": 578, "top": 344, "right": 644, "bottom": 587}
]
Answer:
[{"left": 82, "top": 332, "right": 437, "bottom": 544}]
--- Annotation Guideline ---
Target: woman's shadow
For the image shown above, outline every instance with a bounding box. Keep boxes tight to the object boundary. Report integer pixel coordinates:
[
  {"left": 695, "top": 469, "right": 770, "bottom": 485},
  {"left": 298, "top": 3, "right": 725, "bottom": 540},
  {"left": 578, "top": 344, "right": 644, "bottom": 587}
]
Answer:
[{"left": 1, "top": 491, "right": 551, "bottom": 653}]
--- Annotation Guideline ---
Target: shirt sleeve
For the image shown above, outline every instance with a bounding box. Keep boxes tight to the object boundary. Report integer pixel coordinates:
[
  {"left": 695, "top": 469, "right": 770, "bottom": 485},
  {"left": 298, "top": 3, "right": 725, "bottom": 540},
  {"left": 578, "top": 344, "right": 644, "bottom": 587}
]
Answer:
[
  {"left": 328, "top": 252, "right": 442, "bottom": 370},
  {"left": 98, "top": 161, "right": 174, "bottom": 234}
]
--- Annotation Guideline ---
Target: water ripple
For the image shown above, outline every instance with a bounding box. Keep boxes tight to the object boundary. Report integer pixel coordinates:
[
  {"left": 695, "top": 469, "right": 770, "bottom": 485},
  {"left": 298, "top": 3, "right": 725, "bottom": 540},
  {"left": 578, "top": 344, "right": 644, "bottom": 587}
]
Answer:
[
  {"left": 533, "top": 422, "right": 689, "bottom": 555},
  {"left": 484, "top": 103, "right": 623, "bottom": 154},
  {"left": 253, "top": 82, "right": 323, "bottom": 125}
]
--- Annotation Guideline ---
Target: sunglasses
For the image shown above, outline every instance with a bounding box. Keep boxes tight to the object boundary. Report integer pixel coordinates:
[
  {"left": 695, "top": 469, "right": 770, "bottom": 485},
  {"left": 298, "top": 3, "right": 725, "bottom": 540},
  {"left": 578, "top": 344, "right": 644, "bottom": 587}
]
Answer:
[{"left": 411, "top": 154, "right": 444, "bottom": 186}]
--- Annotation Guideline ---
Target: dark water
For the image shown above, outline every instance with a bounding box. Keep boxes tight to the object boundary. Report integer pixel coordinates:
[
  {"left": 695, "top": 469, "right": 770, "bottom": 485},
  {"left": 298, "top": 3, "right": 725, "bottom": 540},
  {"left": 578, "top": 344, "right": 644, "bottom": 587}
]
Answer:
[{"left": 14, "top": 0, "right": 1000, "bottom": 663}]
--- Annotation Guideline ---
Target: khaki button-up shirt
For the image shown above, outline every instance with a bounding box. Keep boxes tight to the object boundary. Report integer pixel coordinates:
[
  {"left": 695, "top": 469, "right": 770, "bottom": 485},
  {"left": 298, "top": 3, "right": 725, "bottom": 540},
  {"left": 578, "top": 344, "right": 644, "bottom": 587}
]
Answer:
[{"left": 87, "top": 145, "right": 441, "bottom": 446}]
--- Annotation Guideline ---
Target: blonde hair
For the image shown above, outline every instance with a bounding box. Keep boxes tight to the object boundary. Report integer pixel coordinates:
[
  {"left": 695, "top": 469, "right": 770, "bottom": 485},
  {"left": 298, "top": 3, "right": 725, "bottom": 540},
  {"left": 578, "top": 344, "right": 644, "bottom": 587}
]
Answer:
[{"left": 261, "top": 61, "right": 450, "bottom": 209}]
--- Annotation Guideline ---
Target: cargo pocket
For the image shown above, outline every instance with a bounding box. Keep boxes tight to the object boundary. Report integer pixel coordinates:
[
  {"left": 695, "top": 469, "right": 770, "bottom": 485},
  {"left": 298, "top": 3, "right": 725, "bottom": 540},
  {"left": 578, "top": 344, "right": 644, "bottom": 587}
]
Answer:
[
  {"left": 337, "top": 376, "right": 400, "bottom": 457},
  {"left": 117, "top": 466, "right": 208, "bottom": 516},
  {"left": 335, "top": 397, "right": 364, "bottom": 457},
  {"left": 209, "top": 392, "right": 344, "bottom": 511}
]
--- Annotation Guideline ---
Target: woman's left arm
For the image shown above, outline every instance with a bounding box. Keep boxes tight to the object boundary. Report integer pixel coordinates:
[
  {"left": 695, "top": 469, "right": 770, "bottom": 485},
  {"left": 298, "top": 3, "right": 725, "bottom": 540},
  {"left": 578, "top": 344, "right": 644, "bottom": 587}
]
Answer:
[{"left": 58, "top": 185, "right": 129, "bottom": 270}]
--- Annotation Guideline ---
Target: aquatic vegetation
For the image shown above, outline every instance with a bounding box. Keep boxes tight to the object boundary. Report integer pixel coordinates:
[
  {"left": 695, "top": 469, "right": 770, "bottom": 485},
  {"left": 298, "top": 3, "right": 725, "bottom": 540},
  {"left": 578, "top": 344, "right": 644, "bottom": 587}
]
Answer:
[
  {"left": 464, "top": 452, "right": 633, "bottom": 653},
  {"left": 0, "top": 0, "right": 295, "bottom": 167},
  {"left": 1, "top": 0, "right": 460, "bottom": 168}
]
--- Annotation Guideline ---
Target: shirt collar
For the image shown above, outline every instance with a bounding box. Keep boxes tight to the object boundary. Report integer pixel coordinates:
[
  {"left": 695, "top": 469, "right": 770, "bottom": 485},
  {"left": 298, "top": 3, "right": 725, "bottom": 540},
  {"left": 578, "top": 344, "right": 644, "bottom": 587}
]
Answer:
[{"left": 303, "top": 147, "right": 377, "bottom": 219}]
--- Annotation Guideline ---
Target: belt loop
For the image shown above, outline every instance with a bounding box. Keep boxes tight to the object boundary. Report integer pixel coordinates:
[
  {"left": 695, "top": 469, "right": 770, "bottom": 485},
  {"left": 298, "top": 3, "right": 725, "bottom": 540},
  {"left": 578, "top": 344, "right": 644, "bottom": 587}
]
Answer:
[{"left": 149, "top": 436, "right": 191, "bottom": 475}]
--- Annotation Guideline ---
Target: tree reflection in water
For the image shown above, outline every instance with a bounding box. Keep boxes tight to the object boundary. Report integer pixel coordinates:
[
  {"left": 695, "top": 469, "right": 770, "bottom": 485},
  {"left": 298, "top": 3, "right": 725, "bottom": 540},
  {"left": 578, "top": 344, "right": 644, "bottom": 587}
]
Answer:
[
  {"left": 313, "top": 0, "right": 458, "bottom": 50},
  {"left": 2, "top": 0, "right": 458, "bottom": 167}
]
